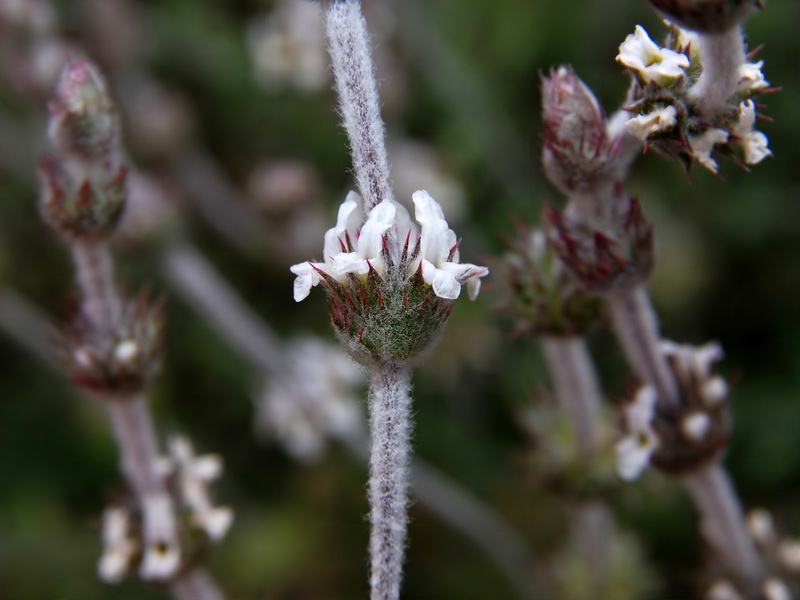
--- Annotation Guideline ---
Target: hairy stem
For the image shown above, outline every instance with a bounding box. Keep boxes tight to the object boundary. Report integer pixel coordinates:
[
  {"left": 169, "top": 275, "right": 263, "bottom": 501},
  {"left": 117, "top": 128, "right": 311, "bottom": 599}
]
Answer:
[
  {"left": 540, "top": 336, "right": 603, "bottom": 455},
  {"left": 683, "top": 462, "right": 762, "bottom": 585},
  {"left": 323, "top": 0, "right": 394, "bottom": 215},
  {"left": 367, "top": 362, "right": 413, "bottom": 600},
  {"left": 71, "top": 239, "right": 120, "bottom": 336},
  {"left": 170, "top": 569, "right": 226, "bottom": 600},
  {"left": 690, "top": 27, "right": 745, "bottom": 117},
  {"left": 606, "top": 286, "right": 679, "bottom": 409}
]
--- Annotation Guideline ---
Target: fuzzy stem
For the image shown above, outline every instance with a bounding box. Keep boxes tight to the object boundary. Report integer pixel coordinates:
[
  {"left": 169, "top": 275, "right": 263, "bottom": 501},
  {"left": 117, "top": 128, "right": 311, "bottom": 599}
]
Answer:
[
  {"left": 367, "top": 361, "right": 413, "bottom": 600},
  {"left": 71, "top": 239, "right": 120, "bottom": 336},
  {"left": 540, "top": 336, "right": 603, "bottom": 455},
  {"left": 323, "top": 0, "right": 394, "bottom": 215},
  {"left": 606, "top": 286, "right": 680, "bottom": 409},
  {"left": 170, "top": 569, "right": 226, "bottom": 600},
  {"left": 683, "top": 462, "right": 762, "bottom": 585},
  {"left": 107, "top": 394, "right": 179, "bottom": 559},
  {"left": 690, "top": 27, "right": 745, "bottom": 117}
]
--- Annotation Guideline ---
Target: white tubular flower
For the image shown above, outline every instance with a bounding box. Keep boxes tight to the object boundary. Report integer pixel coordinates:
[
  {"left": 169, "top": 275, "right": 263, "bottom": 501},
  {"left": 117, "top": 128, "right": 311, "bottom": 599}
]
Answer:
[
  {"left": 738, "top": 60, "right": 770, "bottom": 95},
  {"left": 169, "top": 436, "right": 233, "bottom": 542},
  {"left": 256, "top": 337, "right": 365, "bottom": 462},
  {"left": 616, "top": 386, "right": 659, "bottom": 481},
  {"left": 689, "top": 128, "right": 729, "bottom": 174},
  {"left": 617, "top": 25, "right": 689, "bottom": 84},
  {"left": 291, "top": 190, "right": 488, "bottom": 303},
  {"left": 139, "top": 494, "right": 181, "bottom": 581},
  {"left": 98, "top": 506, "right": 137, "bottom": 583},
  {"left": 412, "top": 190, "right": 488, "bottom": 300},
  {"left": 733, "top": 100, "right": 772, "bottom": 165},
  {"left": 625, "top": 105, "right": 678, "bottom": 141}
]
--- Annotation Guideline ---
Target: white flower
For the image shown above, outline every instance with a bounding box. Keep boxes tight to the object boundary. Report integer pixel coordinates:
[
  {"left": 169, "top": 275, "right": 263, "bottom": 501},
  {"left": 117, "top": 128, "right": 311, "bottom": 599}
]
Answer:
[
  {"left": 746, "top": 508, "right": 776, "bottom": 546},
  {"left": 246, "top": 0, "right": 327, "bottom": 92},
  {"left": 661, "top": 340, "right": 723, "bottom": 382},
  {"left": 617, "top": 25, "right": 689, "bottom": 84},
  {"left": 290, "top": 190, "right": 489, "bottom": 302},
  {"left": 255, "top": 337, "right": 365, "bottom": 462},
  {"left": 738, "top": 60, "right": 770, "bottom": 95},
  {"left": 681, "top": 411, "right": 711, "bottom": 441},
  {"left": 763, "top": 578, "right": 792, "bottom": 600},
  {"left": 733, "top": 100, "right": 772, "bottom": 165},
  {"left": 615, "top": 386, "right": 659, "bottom": 481},
  {"left": 625, "top": 105, "right": 678, "bottom": 141},
  {"left": 688, "top": 128, "right": 729, "bottom": 174},
  {"left": 139, "top": 494, "right": 180, "bottom": 581},
  {"left": 169, "top": 436, "right": 233, "bottom": 542},
  {"left": 412, "top": 190, "right": 488, "bottom": 300},
  {"left": 707, "top": 580, "right": 743, "bottom": 600},
  {"left": 98, "top": 506, "right": 137, "bottom": 583}
]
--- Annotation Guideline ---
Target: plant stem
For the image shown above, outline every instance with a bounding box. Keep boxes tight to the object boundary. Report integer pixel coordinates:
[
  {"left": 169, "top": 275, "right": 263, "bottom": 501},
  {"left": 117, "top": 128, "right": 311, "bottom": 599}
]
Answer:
[
  {"left": 690, "top": 27, "right": 745, "bottom": 117},
  {"left": 170, "top": 569, "right": 226, "bottom": 600},
  {"left": 683, "top": 462, "right": 762, "bottom": 585},
  {"left": 605, "top": 286, "right": 679, "bottom": 409},
  {"left": 323, "top": 0, "right": 394, "bottom": 215},
  {"left": 367, "top": 361, "right": 413, "bottom": 600},
  {"left": 540, "top": 336, "right": 603, "bottom": 455},
  {"left": 71, "top": 239, "right": 120, "bottom": 337}
]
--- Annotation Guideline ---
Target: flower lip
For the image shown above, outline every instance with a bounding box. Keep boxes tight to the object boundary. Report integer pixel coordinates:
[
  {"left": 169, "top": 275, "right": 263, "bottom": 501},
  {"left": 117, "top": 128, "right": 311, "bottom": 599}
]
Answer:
[{"left": 617, "top": 25, "right": 689, "bottom": 84}]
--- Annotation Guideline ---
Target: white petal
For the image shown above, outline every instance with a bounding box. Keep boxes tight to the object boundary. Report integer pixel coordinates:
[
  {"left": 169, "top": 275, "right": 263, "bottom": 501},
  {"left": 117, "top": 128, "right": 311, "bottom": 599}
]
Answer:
[
  {"left": 625, "top": 105, "right": 677, "bottom": 141},
  {"left": 323, "top": 193, "right": 361, "bottom": 258},
  {"left": 422, "top": 260, "right": 460, "bottom": 300},
  {"left": 615, "top": 432, "right": 656, "bottom": 481},
  {"left": 413, "top": 190, "right": 457, "bottom": 264},
  {"left": 332, "top": 252, "right": 370, "bottom": 275},
  {"left": 625, "top": 385, "right": 657, "bottom": 432},
  {"left": 197, "top": 506, "right": 234, "bottom": 541},
  {"left": 358, "top": 199, "right": 396, "bottom": 258},
  {"left": 289, "top": 262, "right": 318, "bottom": 301}
]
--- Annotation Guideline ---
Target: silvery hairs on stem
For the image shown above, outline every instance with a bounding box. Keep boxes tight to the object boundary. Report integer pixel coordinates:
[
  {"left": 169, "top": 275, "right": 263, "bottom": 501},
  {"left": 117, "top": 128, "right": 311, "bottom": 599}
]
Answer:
[{"left": 289, "top": 2, "right": 488, "bottom": 599}]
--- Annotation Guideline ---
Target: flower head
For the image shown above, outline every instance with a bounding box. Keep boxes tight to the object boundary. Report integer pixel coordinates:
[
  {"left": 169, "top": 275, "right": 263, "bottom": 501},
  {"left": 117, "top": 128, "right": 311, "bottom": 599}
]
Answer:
[
  {"left": 617, "top": 25, "right": 690, "bottom": 84},
  {"left": 290, "top": 191, "right": 488, "bottom": 364}
]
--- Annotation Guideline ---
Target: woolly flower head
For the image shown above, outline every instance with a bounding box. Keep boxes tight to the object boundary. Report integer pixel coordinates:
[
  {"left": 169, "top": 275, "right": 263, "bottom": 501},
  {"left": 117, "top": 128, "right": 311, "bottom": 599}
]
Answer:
[
  {"left": 290, "top": 190, "right": 488, "bottom": 364},
  {"left": 617, "top": 25, "right": 689, "bottom": 84}
]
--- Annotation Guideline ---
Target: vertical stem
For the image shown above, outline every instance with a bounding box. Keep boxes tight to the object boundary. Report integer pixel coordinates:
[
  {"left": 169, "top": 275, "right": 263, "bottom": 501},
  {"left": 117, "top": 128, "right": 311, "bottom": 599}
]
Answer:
[
  {"left": 690, "top": 27, "right": 745, "bottom": 117},
  {"left": 171, "top": 569, "right": 226, "bottom": 600},
  {"left": 323, "top": 0, "right": 394, "bottom": 215},
  {"left": 367, "top": 362, "right": 413, "bottom": 600},
  {"left": 540, "top": 336, "right": 603, "bottom": 455},
  {"left": 683, "top": 463, "right": 762, "bottom": 585},
  {"left": 71, "top": 239, "right": 121, "bottom": 336},
  {"left": 606, "top": 286, "right": 680, "bottom": 409}
]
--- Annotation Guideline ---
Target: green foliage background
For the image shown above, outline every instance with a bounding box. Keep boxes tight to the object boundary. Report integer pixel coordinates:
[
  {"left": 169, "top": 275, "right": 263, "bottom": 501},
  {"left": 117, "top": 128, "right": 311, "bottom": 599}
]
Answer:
[{"left": 0, "top": 0, "right": 797, "bottom": 598}]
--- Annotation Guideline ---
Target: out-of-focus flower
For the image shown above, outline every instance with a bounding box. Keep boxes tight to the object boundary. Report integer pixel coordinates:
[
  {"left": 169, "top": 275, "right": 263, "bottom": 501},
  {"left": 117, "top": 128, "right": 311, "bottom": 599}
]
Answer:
[
  {"left": 139, "top": 494, "right": 180, "bottom": 581},
  {"left": 732, "top": 100, "right": 771, "bottom": 165},
  {"left": 746, "top": 508, "right": 776, "bottom": 546},
  {"left": 247, "top": 0, "right": 327, "bottom": 92},
  {"left": 616, "top": 386, "right": 660, "bottom": 480},
  {"left": 706, "top": 580, "right": 743, "bottom": 600},
  {"left": 617, "top": 25, "right": 689, "bottom": 84},
  {"left": 98, "top": 506, "right": 137, "bottom": 583},
  {"left": 168, "top": 436, "right": 233, "bottom": 542},
  {"left": 256, "top": 337, "right": 364, "bottom": 461},
  {"left": 763, "top": 578, "right": 792, "bottom": 600}
]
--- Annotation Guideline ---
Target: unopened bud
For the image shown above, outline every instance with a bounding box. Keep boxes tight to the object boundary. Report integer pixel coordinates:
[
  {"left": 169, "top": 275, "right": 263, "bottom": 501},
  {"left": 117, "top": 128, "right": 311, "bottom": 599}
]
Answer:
[
  {"left": 648, "top": 0, "right": 763, "bottom": 33},
  {"left": 541, "top": 66, "right": 618, "bottom": 192},
  {"left": 681, "top": 411, "right": 711, "bottom": 441},
  {"left": 48, "top": 59, "right": 118, "bottom": 160}
]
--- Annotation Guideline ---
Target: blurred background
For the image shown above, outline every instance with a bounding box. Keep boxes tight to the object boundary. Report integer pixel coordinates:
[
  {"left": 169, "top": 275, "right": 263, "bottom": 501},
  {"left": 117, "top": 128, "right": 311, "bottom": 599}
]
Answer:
[{"left": 0, "top": 0, "right": 797, "bottom": 598}]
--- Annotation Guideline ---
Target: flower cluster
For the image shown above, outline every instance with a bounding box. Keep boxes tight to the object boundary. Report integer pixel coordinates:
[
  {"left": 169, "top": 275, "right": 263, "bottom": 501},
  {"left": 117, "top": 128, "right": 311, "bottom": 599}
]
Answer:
[
  {"left": 615, "top": 341, "right": 731, "bottom": 479},
  {"left": 546, "top": 186, "right": 654, "bottom": 293},
  {"left": 291, "top": 190, "right": 488, "bottom": 365},
  {"left": 97, "top": 436, "right": 233, "bottom": 584},
  {"left": 56, "top": 290, "right": 165, "bottom": 396},
  {"left": 255, "top": 337, "right": 365, "bottom": 461},
  {"left": 615, "top": 23, "right": 773, "bottom": 175},
  {"left": 497, "top": 223, "right": 603, "bottom": 336}
]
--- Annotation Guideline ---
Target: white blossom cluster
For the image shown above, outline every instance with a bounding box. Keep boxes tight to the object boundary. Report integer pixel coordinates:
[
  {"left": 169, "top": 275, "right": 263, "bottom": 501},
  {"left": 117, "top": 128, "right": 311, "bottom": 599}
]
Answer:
[
  {"left": 290, "top": 190, "right": 489, "bottom": 303},
  {"left": 615, "top": 24, "right": 772, "bottom": 172}
]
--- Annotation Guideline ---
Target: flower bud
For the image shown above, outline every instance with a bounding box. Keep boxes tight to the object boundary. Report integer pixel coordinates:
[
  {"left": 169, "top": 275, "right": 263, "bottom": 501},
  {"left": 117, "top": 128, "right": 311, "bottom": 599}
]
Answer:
[
  {"left": 541, "top": 66, "right": 619, "bottom": 193},
  {"left": 47, "top": 59, "right": 118, "bottom": 160},
  {"left": 648, "top": 0, "right": 763, "bottom": 33}
]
